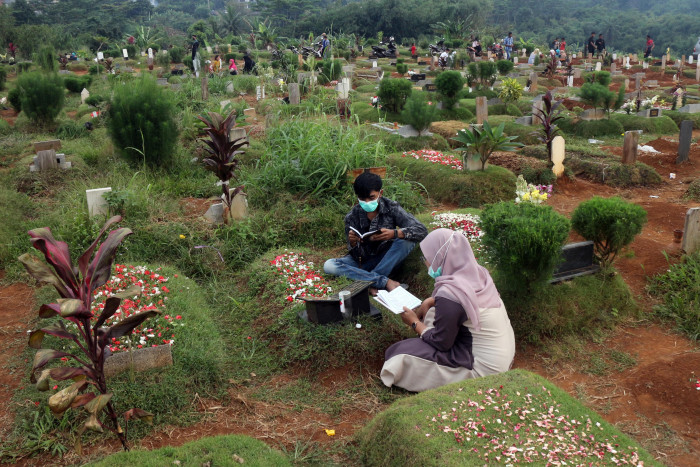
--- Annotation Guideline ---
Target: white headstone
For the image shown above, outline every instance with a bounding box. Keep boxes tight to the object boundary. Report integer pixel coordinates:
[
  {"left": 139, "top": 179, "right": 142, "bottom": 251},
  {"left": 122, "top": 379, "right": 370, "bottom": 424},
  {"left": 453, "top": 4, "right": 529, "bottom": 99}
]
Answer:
[
  {"left": 86, "top": 187, "right": 112, "bottom": 217},
  {"left": 612, "top": 53, "right": 617, "bottom": 60},
  {"left": 513, "top": 56, "right": 518, "bottom": 64},
  {"left": 226, "top": 81, "right": 234, "bottom": 94},
  {"left": 122, "top": 48, "right": 128, "bottom": 59},
  {"left": 162, "top": 50, "right": 168, "bottom": 55},
  {"left": 148, "top": 48, "right": 153, "bottom": 59},
  {"left": 625, "top": 57, "right": 630, "bottom": 69},
  {"left": 97, "top": 52, "right": 104, "bottom": 60},
  {"left": 595, "top": 62, "right": 602, "bottom": 71},
  {"left": 256, "top": 85, "right": 262, "bottom": 100},
  {"left": 567, "top": 75, "right": 574, "bottom": 87},
  {"left": 690, "top": 56, "right": 694, "bottom": 64},
  {"left": 372, "top": 61, "right": 377, "bottom": 68},
  {"left": 551, "top": 136, "right": 565, "bottom": 177},
  {"left": 206, "top": 46, "right": 212, "bottom": 53},
  {"left": 643, "top": 61, "right": 649, "bottom": 69},
  {"left": 81, "top": 88, "right": 90, "bottom": 104}
]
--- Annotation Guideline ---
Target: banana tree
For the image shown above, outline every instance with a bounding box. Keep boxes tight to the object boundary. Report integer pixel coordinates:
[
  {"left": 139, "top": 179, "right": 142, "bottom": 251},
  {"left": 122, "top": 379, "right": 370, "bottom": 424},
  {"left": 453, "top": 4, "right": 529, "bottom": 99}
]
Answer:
[{"left": 453, "top": 121, "right": 523, "bottom": 171}]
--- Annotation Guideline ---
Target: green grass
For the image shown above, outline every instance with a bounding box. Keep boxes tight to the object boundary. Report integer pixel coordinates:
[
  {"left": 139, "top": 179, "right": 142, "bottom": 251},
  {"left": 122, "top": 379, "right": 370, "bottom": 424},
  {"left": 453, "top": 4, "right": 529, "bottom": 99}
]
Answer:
[
  {"left": 648, "top": 252, "right": 700, "bottom": 341},
  {"left": 87, "top": 435, "right": 290, "bottom": 466},
  {"left": 357, "top": 369, "right": 660, "bottom": 466},
  {"left": 611, "top": 114, "right": 679, "bottom": 134}
]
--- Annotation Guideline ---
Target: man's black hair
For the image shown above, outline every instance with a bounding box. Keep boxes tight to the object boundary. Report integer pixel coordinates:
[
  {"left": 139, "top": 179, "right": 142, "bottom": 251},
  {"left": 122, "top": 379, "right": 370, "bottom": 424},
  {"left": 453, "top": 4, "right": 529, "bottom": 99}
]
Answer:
[
  {"left": 353, "top": 172, "right": 382, "bottom": 199},
  {"left": 591, "top": 32, "right": 595, "bottom": 35}
]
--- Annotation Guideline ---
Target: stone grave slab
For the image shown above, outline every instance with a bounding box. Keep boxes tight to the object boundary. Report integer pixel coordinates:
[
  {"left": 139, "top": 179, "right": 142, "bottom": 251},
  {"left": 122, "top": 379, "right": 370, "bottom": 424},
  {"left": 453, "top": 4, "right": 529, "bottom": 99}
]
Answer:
[
  {"left": 682, "top": 208, "right": 700, "bottom": 255},
  {"left": 229, "top": 127, "right": 249, "bottom": 148},
  {"left": 475, "top": 96, "right": 487, "bottom": 124},
  {"left": 678, "top": 103, "right": 700, "bottom": 113},
  {"left": 104, "top": 344, "right": 173, "bottom": 378},
  {"left": 289, "top": 83, "right": 300, "bottom": 104},
  {"left": 581, "top": 109, "right": 606, "bottom": 120},
  {"left": 677, "top": 120, "right": 693, "bottom": 164},
  {"left": 86, "top": 187, "right": 111, "bottom": 217},
  {"left": 637, "top": 108, "right": 662, "bottom": 118},
  {"left": 550, "top": 241, "right": 600, "bottom": 283},
  {"left": 33, "top": 140, "right": 62, "bottom": 152}
]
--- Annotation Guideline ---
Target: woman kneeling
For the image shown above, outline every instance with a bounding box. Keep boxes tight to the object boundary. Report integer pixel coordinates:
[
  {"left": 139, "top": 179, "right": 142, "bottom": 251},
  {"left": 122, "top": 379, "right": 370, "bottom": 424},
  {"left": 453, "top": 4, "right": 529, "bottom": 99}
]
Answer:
[{"left": 381, "top": 228, "right": 515, "bottom": 392}]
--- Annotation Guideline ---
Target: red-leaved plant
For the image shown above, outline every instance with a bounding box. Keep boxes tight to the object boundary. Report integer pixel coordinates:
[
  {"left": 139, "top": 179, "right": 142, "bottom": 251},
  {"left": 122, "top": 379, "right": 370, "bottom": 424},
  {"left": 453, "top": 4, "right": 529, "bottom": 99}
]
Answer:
[
  {"left": 532, "top": 90, "right": 564, "bottom": 167},
  {"left": 18, "top": 216, "right": 157, "bottom": 452},
  {"left": 196, "top": 110, "right": 247, "bottom": 222}
]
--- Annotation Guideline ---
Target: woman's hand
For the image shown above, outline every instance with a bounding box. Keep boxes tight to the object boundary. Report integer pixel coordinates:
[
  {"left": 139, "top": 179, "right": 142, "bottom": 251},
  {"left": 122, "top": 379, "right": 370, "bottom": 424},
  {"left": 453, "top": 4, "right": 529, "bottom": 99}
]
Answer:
[{"left": 400, "top": 307, "right": 418, "bottom": 326}]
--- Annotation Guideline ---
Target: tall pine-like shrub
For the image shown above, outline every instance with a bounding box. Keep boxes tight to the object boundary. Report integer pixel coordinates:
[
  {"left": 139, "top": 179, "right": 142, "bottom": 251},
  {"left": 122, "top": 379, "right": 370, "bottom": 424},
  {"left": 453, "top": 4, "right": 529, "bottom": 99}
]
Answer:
[
  {"left": 15, "top": 72, "right": 65, "bottom": 124},
  {"left": 108, "top": 76, "right": 178, "bottom": 167}
]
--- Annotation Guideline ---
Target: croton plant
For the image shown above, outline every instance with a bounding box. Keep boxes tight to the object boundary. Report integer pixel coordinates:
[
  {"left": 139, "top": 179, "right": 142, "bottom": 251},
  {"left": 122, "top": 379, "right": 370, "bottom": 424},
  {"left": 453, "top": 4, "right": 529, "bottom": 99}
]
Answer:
[{"left": 19, "top": 216, "right": 156, "bottom": 452}]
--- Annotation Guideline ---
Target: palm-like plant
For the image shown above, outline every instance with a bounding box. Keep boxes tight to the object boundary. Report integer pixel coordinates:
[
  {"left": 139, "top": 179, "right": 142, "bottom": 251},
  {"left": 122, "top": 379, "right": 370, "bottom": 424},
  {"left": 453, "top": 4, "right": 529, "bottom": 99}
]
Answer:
[
  {"left": 196, "top": 110, "right": 247, "bottom": 222},
  {"left": 532, "top": 91, "right": 564, "bottom": 167},
  {"left": 453, "top": 121, "right": 523, "bottom": 171}
]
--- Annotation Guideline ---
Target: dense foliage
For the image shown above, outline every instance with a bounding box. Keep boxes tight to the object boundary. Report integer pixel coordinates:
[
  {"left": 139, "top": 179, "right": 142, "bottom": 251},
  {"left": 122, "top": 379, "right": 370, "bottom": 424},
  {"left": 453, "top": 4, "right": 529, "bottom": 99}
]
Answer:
[
  {"left": 107, "top": 76, "right": 178, "bottom": 167},
  {"left": 377, "top": 78, "right": 413, "bottom": 113},
  {"left": 434, "top": 70, "right": 464, "bottom": 110},
  {"left": 400, "top": 94, "right": 438, "bottom": 136},
  {"left": 571, "top": 196, "right": 647, "bottom": 266},
  {"left": 14, "top": 72, "right": 65, "bottom": 124}
]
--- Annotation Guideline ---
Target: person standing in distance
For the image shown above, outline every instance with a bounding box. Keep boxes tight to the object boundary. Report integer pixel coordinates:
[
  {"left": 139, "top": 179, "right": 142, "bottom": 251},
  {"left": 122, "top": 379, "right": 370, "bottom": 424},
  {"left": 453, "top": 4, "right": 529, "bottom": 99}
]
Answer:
[{"left": 504, "top": 32, "right": 514, "bottom": 60}]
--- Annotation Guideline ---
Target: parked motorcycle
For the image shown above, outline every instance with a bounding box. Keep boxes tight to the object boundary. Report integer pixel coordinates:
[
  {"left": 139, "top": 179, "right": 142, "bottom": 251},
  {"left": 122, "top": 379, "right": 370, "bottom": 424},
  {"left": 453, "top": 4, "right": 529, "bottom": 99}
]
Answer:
[
  {"left": 369, "top": 37, "right": 397, "bottom": 59},
  {"left": 429, "top": 39, "right": 447, "bottom": 56},
  {"left": 288, "top": 43, "right": 322, "bottom": 60}
]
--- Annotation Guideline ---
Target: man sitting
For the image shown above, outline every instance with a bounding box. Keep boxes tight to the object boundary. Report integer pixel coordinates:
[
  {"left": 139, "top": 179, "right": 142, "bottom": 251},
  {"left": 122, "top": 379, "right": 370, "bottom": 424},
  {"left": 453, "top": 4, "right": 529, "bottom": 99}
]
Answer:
[{"left": 324, "top": 172, "right": 428, "bottom": 295}]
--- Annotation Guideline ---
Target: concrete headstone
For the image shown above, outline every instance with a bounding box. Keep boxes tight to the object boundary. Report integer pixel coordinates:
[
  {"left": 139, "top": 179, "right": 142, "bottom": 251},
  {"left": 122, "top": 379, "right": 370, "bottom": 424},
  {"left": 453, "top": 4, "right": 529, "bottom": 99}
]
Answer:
[
  {"left": 104, "top": 344, "right": 173, "bottom": 378},
  {"left": 529, "top": 72, "right": 538, "bottom": 93},
  {"left": 86, "top": 187, "right": 112, "bottom": 217},
  {"left": 678, "top": 103, "right": 700, "bottom": 113},
  {"left": 661, "top": 55, "right": 666, "bottom": 69},
  {"left": 595, "top": 62, "right": 602, "bottom": 71},
  {"left": 80, "top": 88, "right": 90, "bottom": 104},
  {"left": 610, "top": 63, "right": 616, "bottom": 73},
  {"left": 677, "top": 120, "right": 693, "bottom": 164},
  {"left": 643, "top": 60, "right": 648, "bottom": 69},
  {"left": 97, "top": 52, "right": 104, "bottom": 60},
  {"left": 551, "top": 136, "right": 565, "bottom": 177},
  {"left": 35, "top": 150, "right": 58, "bottom": 171},
  {"left": 475, "top": 96, "right": 488, "bottom": 124},
  {"left": 690, "top": 56, "right": 694, "bottom": 64},
  {"left": 622, "top": 131, "right": 639, "bottom": 164},
  {"left": 226, "top": 81, "right": 234, "bottom": 93},
  {"left": 122, "top": 48, "right": 128, "bottom": 59},
  {"left": 289, "top": 83, "right": 300, "bottom": 104},
  {"left": 681, "top": 208, "right": 700, "bottom": 255}
]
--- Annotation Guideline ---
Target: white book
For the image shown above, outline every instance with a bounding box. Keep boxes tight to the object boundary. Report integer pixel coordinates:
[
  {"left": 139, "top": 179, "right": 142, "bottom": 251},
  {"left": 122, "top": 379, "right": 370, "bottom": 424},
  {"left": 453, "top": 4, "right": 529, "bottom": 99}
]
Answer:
[
  {"left": 373, "top": 287, "right": 422, "bottom": 314},
  {"left": 349, "top": 226, "right": 381, "bottom": 240}
]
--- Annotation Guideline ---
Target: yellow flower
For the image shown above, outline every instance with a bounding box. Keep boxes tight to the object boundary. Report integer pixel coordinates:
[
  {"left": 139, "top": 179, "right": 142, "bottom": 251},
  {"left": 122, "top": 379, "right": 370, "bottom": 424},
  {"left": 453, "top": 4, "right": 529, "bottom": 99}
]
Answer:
[
  {"left": 522, "top": 193, "right": 531, "bottom": 201},
  {"left": 179, "top": 234, "right": 186, "bottom": 239},
  {"left": 324, "top": 429, "right": 336, "bottom": 436}
]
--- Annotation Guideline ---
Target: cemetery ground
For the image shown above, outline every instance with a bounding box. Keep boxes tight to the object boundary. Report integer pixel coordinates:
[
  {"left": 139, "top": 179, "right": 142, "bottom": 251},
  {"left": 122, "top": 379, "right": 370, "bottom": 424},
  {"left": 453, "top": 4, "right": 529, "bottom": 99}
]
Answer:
[{"left": 1, "top": 49, "right": 700, "bottom": 466}]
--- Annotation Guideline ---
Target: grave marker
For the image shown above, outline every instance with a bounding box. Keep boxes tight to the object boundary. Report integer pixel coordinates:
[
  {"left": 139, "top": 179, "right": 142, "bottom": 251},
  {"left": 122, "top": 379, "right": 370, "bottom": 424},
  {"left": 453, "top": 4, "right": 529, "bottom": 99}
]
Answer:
[
  {"left": 33, "top": 140, "right": 61, "bottom": 152},
  {"left": 622, "top": 131, "right": 639, "bottom": 164},
  {"left": 529, "top": 72, "right": 538, "bottom": 93},
  {"left": 634, "top": 75, "right": 641, "bottom": 90},
  {"left": 661, "top": 55, "right": 666, "bottom": 70},
  {"left": 122, "top": 48, "right": 128, "bottom": 59},
  {"left": 697, "top": 61, "right": 700, "bottom": 82},
  {"left": 80, "top": 88, "right": 89, "bottom": 104},
  {"left": 595, "top": 62, "right": 602, "bottom": 71},
  {"left": 689, "top": 56, "right": 694, "bottom": 64},
  {"left": 551, "top": 136, "right": 565, "bottom": 177},
  {"left": 677, "top": 120, "right": 693, "bottom": 164},
  {"left": 86, "top": 187, "right": 112, "bottom": 217},
  {"left": 226, "top": 81, "right": 234, "bottom": 93},
  {"left": 475, "top": 96, "right": 488, "bottom": 124},
  {"left": 610, "top": 62, "right": 616, "bottom": 73},
  {"left": 624, "top": 78, "right": 629, "bottom": 90},
  {"left": 97, "top": 52, "right": 104, "bottom": 60},
  {"left": 643, "top": 60, "right": 648, "bottom": 69},
  {"left": 104, "top": 344, "right": 173, "bottom": 378},
  {"left": 201, "top": 74, "right": 208, "bottom": 100},
  {"left": 682, "top": 208, "right": 700, "bottom": 255},
  {"left": 289, "top": 83, "right": 300, "bottom": 104},
  {"left": 612, "top": 53, "right": 617, "bottom": 60},
  {"left": 513, "top": 57, "right": 518, "bottom": 64}
]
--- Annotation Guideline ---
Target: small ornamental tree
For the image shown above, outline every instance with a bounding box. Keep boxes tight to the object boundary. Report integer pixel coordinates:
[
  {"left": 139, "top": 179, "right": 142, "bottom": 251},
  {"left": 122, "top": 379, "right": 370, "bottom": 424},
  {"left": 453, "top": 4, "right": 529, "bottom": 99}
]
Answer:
[
  {"left": 400, "top": 94, "right": 438, "bottom": 136},
  {"left": 453, "top": 121, "right": 523, "bottom": 170},
  {"left": 18, "top": 216, "right": 156, "bottom": 452},
  {"left": 15, "top": 72, "right": 65, "bottom": 125},
  {"left": 532, "top": 90, "right": 564, "bottom": 167},
  {"left": 498, "top": 78, "right": 523, "bottom": 106},
  {"left": 377, "top": 77, "right": 413, "bottom": 113},
  {"left": 571, "top": 196, "right": 647, "bottom": 267},
  {"left": 196, "top": 110, "right": 247, "bottom": 222},
  {"left": 435, "top": 70, "right": 464, "bottom": 109}
]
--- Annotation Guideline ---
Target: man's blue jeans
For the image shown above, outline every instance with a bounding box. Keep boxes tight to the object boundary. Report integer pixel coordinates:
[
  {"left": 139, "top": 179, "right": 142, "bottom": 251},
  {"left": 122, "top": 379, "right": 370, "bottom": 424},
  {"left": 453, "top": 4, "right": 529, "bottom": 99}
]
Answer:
[{"left": 323, "top": 239, "right": 416, "bottom": 289}]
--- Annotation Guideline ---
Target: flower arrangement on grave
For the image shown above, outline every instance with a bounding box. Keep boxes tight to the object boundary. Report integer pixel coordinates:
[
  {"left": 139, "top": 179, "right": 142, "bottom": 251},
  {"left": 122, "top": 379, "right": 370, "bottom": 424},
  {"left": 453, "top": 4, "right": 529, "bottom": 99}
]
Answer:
[
  {"left": 620, "top": 98, "right": 637, "bottom": 114},
  {"left": 91, "top": 264, "right": 180, "bottom": 353},
  {"left": 430, "top": 212, "right": 487, "bottom": 260},
  {"left": 515, "top": 175, "right": 550, "bottom": 204},
  {"left": 270, "top": 251, "right": 333, "bottom": 303},
  {"left": 422, "top": 385, "right": 645, "bottom": 465},
  {"left": 402, "top": 149, "right": 463, "bottom": 171}
]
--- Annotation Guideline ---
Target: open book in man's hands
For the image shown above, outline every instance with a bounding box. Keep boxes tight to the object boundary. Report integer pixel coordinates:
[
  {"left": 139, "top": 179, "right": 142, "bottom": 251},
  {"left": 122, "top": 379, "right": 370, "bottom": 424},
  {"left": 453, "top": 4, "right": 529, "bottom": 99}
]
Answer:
[
  {"left": 349, "top": 226, "right": 381, "bottom": 240},
  {"left": 373, "top": 287, "right": 422, "bottom": 314}
]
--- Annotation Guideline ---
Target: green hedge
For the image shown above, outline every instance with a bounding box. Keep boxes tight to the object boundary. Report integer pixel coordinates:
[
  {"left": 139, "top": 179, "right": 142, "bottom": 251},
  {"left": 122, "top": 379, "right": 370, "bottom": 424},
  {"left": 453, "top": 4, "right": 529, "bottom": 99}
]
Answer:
[
  {"left": 358, "top": 370, "right": 658, "bottom": 466},
  {"left": 88, "top": 435, "right": 290, "bottom": 466},
  {"left": 558, "top": 117, "right": 624, "bottom": 137},
  {"left": 389, "top": 154, "right": 516, "bottom": 207},
  {"left": 611, "top": 114, "right": 679, "bottom": 134},
  {"left": 664, "top": 110, "right": 700, "bottom": 129},
  {"left": 566, "top": 153, "right": 661, "bottom": 187}
]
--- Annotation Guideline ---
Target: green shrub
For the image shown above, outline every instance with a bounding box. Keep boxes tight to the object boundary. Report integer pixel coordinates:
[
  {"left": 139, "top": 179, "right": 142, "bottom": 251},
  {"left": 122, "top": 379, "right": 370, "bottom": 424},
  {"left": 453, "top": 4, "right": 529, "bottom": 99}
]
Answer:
[
  {"left": 124, "top": 44, "right": 137, "bottom": 58},
  {"left": 146, "top": 43, "right": 160, "bottom": 53},
  {"left": 684, "top": 179, "right": 700, "bottom": 201},
  {"left": 67, "top": 62, "right": 88, "bottom": 72},
  {"left": 649, "top": 252, "right": 700, "bottom": 341},
  {"left": 438, "top": 107, "right": 474, "bottom": 121},
  {"left": 401, "top": 93, "right": 438, "bottom": 135},
  {"left": 17, "top": 62, "right": 32, "bottom": 73},
  {"left": 88, "top": 64, "right": 104, "bottom": 75},
  {"left": 584, "top": 70, "right": 612, "bottom": 86},
  {"left": 664, "top": 110, "right": 700, "bottom": 129},
  {"left": 521, "top": 164, "right": 556, "bottom": 185},
  {"left": 390, "top": 154, "right": 516, "bottom": 207},
  {"left": 480, "top": 202, "right": 570, "bottom": 297},
  {"left": 611, "top": 114, "right": 678, "bottom": 134},
  {"left": 435, "top": 70, "right": 464, "bottom": 109},
  {"left": 183, "top": 56, "right": 193, "bottom": 70},
  {"left": 498, "top": 77, "right": 522, "bottom": 105},
  {"left": 15, "top": 72, "right": 65, "bottom": 124},
  {"left": 496, "top": 59, "right": 514, "bottom": 75},
  {"left": 571, "top": 196, "right": 647, "bottom": 266},
  {"left": 0, "top": 67, "right": 6, "bottom": 91},
  {"left": 318, "top": 58, "right": 343, "bottom": 84},
  {"left": 558, "top": 117, "right": 624, "bottom": 137},
  {"left": 396, "top": 62, "right": 408, "bottom": 74},
  {"left": 36, "top": 45, "right": 57, "bottom": 73},
  {"left": 63, "top": 75, "right": 92, "bottom": 93},
  {"left": 377, "top": 77, "right": 413, "bottom": 113},
  {"left": 89, "top": 435, "right": 290, "bottom": 466},
  {"left": 8, "top": 86, "right": 22, "bottom": 111},
  {"left": 579, "top": 82, "right": 615, "bottom": 110},
  {"left": 0, "top": 119, "right": 10, "bottom": 135},
  {"left": 55, "top": 120, "right": 87, "bottom": 139},
  {"left": 489, "top": 103, "right": 523, "bottom": 116},
  {"left": 85, "top": 94, "right": 106, "bottom": 107},
  {"left": 107, "top": 75, "right": 178, "bottom": 167},
  {"left": 169, "top": 46, "right": 185, "bottom": 63},
  {"left": 565, "top": 154, "right": 661, "bottom": 187},
  {"left": 156, "top": 52, "right": 171, "bottom": 67}
]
